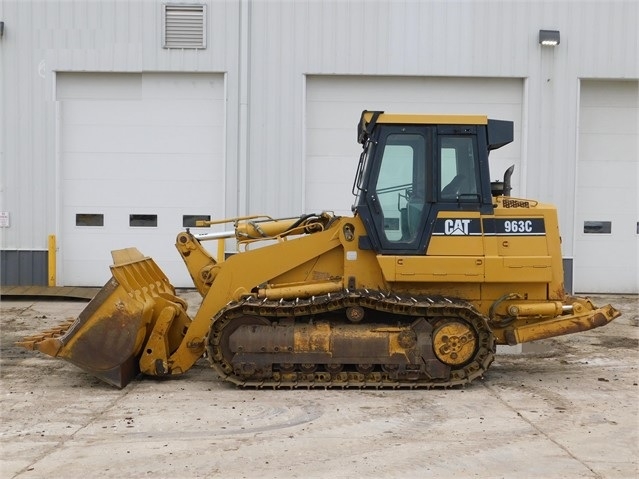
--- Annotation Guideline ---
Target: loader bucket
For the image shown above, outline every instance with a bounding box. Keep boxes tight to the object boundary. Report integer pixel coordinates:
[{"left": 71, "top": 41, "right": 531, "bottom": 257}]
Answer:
[{"left": 17, "top": 248, "right": 191, "bottom": 388}]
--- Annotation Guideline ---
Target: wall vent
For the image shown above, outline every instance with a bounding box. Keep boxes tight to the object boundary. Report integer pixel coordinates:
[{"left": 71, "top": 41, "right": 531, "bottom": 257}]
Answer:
[{"left": 163, "top": 4, "right": 206, "bottom": 49}]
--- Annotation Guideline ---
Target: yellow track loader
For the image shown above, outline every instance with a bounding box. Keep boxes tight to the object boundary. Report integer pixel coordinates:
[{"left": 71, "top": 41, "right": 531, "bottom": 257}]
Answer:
[{"left": 19, "top": 111, "right": 620, "bottom": 388}]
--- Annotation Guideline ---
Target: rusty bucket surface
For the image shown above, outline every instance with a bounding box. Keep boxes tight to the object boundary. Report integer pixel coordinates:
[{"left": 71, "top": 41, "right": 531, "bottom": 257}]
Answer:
[{"left": 17, "top": 248, "right": 189, "bottom": 388}]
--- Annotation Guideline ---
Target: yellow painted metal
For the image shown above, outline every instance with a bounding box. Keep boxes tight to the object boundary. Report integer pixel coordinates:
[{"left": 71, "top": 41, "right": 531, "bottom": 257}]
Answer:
[
  {"left": 259, "top": 280, "right": 343, "bottom": 300},
  {"left": 175, "top": 232, "right": 219, "bottom": 297},
  {"left": 102, "top": 248, "right": 191, "bottom": 379},
  {"left": 427, "top": 235, "right": 485, "bottom": 256},
  {"left": 294, "top": 322, "right": 331, "bottom": 353},
  {"left": 47, "top": 234, "right": 56, "bottom": 287},
  {"left": 484, "top": 256, "right": 553, "bottom": 283},
  {"left": 139, "top": 304, "right": 178, "bottom": 377},
  {"left": 292, "top": 322, "right": 411, "bottom": 359},
  {"left": 501, "top": 303, "right": 621, "bottom": 345},
  {"left": 236, "top": 217, "right": 303, "bottom": 239},
  {"left": 506, "top": 301, "right": 563, "bottom": 317},
  {"left": 377, "top": 256, "right": 485, "bottom": 283},
  {"left": 195, "top": 214, "right": 273, "bottom": 227},
  {"left": 362, "top": 111, "right": 488, "bottom": 125},
  {"left": 492, "top": 197, "right": 566, "bottom": 300},
  {"left": 165, "top": 224, "right": 345, "bottom": 375},
  {"left": 217, "top": 238, "right": 225, "bottom": 263},
  {"left": 17, "top": 248, "right": 191, "bottom": 387},
  {"left": 432, "top": 321, "right": 477, "bottom": 366}
]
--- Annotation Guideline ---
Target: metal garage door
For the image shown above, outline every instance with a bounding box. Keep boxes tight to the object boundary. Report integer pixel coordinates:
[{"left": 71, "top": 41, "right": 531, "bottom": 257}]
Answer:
[
  {"left": 305, "top": 76, "right": 523, "bottom": 216},
  {"left": 57, "top": 72, "right": 225, "bottom": 287},
  {"left": 574, "top": 80, "right": 638, "bottom": 294}
]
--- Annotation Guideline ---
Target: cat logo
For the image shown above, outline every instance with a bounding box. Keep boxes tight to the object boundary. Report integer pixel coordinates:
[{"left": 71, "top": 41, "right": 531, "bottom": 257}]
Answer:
[
  {"left": 432, "top": 218, "right": 481, "bottom": 236},
  {"left": 444, "top": 219, "right": 471, "bottom": 235}
]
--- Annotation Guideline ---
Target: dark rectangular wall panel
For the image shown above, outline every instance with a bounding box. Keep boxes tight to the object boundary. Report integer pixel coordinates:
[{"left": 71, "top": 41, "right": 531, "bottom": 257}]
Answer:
[{"left": 1, "top": 251, "right": 48, "bottom": 286}]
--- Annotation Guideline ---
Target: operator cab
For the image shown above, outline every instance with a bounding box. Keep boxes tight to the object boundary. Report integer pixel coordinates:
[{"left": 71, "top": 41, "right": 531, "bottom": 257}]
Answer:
[{"left": 353, "top": 111, "right": 513, "bottom": 255}]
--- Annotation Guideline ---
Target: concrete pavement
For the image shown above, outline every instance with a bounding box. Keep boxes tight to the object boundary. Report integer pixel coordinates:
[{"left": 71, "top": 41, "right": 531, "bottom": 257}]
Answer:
[{"left": 1, "top": 294, "right": 637, "bottom": 478}]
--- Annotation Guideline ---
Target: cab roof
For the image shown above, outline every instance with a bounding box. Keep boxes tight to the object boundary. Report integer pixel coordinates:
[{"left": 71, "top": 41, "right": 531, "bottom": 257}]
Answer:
[
  {"left": 357, "top": 110, "right": 513, "bottom": 151},
  {"left": 361, "top": 111, "right": 488, "bottom": 126}
]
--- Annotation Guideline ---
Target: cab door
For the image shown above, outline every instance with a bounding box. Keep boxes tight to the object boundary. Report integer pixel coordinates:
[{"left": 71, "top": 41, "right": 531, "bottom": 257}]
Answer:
[{"left": 362, "top": 125, "right": 434, "bottom": 253}]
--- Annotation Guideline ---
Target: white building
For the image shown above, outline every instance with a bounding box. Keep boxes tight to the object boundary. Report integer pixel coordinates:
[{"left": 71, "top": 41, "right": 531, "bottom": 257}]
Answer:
[{"left": 0, "top": 0, "right": 637, "bottom": 292}]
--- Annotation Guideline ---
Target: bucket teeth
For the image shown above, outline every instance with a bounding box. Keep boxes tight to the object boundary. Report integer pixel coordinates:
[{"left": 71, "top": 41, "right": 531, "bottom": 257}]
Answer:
[{"left": 16, "top": 318, "right": 76, "bottom": 350}]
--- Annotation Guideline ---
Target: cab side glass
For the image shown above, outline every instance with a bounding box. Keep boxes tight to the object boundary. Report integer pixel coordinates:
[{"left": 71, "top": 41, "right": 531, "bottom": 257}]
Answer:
[
  {"left": 374, "top": 133, "right": 426, "bottom": 242},
  {"left": 439, "top": 136, "right": 479, "bottom": 201}
]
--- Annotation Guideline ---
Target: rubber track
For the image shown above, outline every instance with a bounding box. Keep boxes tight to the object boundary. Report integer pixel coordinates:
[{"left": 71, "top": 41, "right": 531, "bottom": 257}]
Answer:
[{"left": 206, "top": 290, "right": 495, "bottom": 389}]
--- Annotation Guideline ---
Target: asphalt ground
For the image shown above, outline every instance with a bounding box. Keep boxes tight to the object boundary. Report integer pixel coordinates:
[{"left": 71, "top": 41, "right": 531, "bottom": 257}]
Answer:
[{"left": 1, "top": 293, "right": 637, "bottom": 479}]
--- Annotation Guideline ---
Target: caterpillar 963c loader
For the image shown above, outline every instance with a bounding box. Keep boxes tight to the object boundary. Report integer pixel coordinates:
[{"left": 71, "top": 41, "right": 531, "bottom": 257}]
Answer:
[{"left": 19, "top": 111, "right": 621, "bottom": 389}]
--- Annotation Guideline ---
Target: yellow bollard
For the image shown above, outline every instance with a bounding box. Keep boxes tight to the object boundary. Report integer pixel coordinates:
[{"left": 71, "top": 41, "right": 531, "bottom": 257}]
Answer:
[{"left": 48, "top": 234, "right": 56, "bottom": 287}]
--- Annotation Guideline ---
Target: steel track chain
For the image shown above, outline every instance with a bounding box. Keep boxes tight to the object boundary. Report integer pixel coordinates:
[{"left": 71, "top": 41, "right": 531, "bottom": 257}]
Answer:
[{"left": 206, "top": 290, "right": 495, "bottom": 389}]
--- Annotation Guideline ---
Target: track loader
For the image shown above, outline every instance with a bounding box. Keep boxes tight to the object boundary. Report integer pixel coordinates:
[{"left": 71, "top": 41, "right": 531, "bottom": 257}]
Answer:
[{"left": 19, "top": 111, "right": 621, "bottom": 389}]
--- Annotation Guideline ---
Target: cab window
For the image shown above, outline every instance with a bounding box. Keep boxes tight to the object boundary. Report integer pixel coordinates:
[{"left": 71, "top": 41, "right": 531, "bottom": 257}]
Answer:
[
  {"left": 374, "top": 133, "right": 426, "bottom": 242},
  {"left": 439, "top": 136, "right": 479, "bottom": 201}
]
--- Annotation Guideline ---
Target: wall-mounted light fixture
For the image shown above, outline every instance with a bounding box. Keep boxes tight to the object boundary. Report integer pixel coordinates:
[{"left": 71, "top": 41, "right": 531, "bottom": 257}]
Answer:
[
  {"left": 0, "top": 22, "right": 4, "bottom": 38},
  {"left": 539, "top": 29, "right": 560, "bottom": 46}
]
